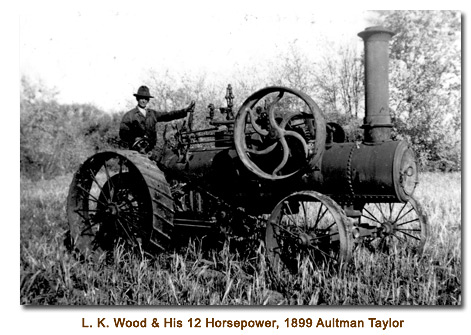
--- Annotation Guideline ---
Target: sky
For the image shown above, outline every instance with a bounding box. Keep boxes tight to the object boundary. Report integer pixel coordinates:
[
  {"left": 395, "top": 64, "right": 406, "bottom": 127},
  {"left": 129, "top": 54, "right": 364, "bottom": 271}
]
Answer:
[{"left": 19, "top": 2, "right": 374, "bottom": 112}]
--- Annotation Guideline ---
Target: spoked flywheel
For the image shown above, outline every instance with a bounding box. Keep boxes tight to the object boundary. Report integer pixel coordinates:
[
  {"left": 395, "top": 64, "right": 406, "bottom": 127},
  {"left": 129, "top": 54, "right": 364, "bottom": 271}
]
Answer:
[
  {"left": 265, "top": 191, "right": 352, "bottom": 276},
  {"left": 234, "top": 86, "right": 326, "bottom": 180},
  {"left": 357, "top": 196, "right": 429, "bottom": 254},
  {"left": 66, "top": 150, "right": 174, "bottom": 259}
]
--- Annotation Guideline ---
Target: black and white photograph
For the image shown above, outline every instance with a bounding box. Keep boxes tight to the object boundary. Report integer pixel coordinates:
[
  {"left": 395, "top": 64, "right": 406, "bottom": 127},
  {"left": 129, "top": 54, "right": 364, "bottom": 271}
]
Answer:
[{"left": 8, "top": 1, "right": 466, "bottom": 334}]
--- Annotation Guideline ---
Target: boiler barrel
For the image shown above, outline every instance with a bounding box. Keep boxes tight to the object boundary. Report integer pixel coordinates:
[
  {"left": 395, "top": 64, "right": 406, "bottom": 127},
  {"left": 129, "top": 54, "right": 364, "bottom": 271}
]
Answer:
[{"left": 313, "top": 141, "right": 418, "bottom": 202}]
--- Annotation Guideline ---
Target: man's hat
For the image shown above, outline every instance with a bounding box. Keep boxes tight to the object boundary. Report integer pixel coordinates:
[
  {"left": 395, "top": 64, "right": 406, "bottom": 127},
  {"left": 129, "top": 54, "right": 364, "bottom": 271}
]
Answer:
[{"left": 133, "top": 86, "right": 154, "bottom": 99}]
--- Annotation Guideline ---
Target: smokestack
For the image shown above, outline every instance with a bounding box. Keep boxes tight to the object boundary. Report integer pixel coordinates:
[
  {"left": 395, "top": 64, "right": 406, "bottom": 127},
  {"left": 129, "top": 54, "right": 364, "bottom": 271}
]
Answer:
[{"left": 358, "top": 26, "right": 395, "bottom": 143}]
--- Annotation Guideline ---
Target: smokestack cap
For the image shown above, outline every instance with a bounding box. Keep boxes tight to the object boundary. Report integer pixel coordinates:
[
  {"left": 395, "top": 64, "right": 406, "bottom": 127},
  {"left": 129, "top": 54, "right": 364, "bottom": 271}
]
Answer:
[{"left": 358, "top": 26, "right": 395, "bottom": 41}]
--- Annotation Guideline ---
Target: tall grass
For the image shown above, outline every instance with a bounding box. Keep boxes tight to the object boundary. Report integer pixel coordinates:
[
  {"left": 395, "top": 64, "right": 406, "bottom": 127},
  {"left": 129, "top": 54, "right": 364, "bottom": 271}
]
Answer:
[{"left": 20, "top": 172, "right": 461, "bottom": 305}]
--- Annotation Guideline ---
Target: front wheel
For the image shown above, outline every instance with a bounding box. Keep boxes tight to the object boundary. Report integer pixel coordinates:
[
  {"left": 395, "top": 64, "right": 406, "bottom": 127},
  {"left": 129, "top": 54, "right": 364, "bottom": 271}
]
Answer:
[
  {"left": 265, "top": 191, "right": 352, "bottom": 276},
  {"left": 357, "top": 197, "right": 429, "bottom": 254}
]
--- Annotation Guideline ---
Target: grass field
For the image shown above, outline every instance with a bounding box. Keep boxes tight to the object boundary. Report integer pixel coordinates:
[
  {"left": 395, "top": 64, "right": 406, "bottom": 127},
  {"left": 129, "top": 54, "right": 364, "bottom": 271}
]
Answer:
[{"left": 20, "top": 172, "right": 461, "bottom": 305}]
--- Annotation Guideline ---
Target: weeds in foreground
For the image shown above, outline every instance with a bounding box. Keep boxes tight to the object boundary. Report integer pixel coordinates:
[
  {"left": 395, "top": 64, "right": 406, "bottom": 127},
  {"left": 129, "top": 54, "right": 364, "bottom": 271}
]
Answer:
[{"left": 20, "top": 172, "right": 461, "bottom": 305}]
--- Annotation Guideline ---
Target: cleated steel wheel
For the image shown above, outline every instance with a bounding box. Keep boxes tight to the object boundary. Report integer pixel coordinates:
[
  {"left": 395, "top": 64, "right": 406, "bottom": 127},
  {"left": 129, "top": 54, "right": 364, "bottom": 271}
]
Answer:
[
  {"left": 265, "top": 191, "right": 352, "bottom": 275},
  {"left": 358, "top": 196, "right": 429, "bottom": 254},
  {"left": 66, "top": 150, "right": 174, "bottom": 260}
]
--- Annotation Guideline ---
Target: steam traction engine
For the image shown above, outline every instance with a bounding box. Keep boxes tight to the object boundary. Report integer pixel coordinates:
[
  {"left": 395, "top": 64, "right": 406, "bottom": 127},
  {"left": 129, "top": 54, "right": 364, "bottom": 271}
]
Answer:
[{"left": 66, "top": 27, "right": 428, "bottom": 272}]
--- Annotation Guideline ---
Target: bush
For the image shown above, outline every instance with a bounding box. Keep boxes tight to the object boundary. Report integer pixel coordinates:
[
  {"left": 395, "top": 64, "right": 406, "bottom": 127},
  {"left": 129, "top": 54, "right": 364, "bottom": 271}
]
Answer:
[{"left": 20, "top": 76, "right": 122, "bottom": 180}]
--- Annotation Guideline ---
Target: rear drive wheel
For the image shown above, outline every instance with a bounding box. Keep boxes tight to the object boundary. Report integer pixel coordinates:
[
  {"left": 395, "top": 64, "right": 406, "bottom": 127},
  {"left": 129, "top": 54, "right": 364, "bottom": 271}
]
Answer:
[{"left": 66, "top": 150, "right": 174, "bottom": 260}]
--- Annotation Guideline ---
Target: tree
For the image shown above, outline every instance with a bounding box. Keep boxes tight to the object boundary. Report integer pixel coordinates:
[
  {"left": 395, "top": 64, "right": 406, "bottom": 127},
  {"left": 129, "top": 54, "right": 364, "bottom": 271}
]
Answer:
[
  {"left": 314, "top": 44, "right": 364, "bottom": 120},
  {"left": 374, "top": 11, "right": 461, "bottom": 170},
  {"left": 273, "top": 41, "right": 317, "bottom": 95},
  {"left": 269, "top": 40, "right": 364, "bottom": 121},
  {"left": 20, "top": 75, "right": 119, "bottom": 179}
]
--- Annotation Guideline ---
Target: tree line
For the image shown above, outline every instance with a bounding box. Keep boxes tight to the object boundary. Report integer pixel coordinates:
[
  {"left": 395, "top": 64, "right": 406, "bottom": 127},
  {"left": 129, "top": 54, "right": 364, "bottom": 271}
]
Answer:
[{"left": 20, "top": 11, "right": 461, "bottom": 180}]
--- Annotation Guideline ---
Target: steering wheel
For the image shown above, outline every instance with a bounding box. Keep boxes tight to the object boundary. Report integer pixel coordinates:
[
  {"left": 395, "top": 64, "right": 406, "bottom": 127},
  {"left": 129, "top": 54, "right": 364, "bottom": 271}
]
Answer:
[
  {"left": 131, "top": 137, "right": 151, "bottom": 154},
  {"left": 234, "top": 86, "right": 326, "bottom": 180}
]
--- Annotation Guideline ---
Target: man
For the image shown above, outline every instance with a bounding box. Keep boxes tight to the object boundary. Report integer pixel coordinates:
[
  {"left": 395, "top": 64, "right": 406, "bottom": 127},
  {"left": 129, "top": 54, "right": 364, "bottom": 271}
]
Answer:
[{"left": 119, "top": 85, "right": 195, "bottom": 152}]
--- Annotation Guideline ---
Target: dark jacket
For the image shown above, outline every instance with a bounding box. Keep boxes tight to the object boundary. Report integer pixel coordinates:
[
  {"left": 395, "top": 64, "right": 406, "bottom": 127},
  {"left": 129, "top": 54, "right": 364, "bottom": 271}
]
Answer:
[{"left": 119, "top": 106, "right": 187, "bottom": 149}]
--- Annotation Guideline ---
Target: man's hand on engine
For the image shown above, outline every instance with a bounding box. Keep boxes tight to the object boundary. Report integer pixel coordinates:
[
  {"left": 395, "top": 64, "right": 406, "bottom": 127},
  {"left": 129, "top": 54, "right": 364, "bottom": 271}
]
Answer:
[{"left": 186, "top": 100, "right": 196, "bottom": 113}]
